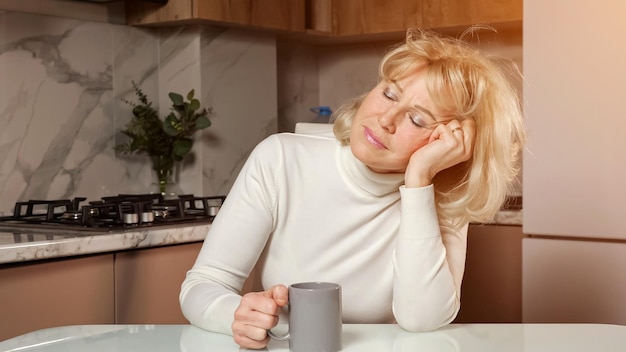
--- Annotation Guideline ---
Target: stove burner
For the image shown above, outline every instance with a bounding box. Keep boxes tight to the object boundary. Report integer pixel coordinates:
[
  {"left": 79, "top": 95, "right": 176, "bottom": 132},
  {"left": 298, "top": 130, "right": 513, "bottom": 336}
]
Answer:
[{"left": 0, "top": 194, "right": 225, "bottom": 232}]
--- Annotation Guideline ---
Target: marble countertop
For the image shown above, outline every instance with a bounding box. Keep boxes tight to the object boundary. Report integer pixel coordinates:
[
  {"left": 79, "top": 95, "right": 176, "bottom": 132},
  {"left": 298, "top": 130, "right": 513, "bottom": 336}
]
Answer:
[
  {"left": 0, "top": 207, "right": 521, "bottom": 265},
  {"left": 0, "top": 224, "right": 211, "bottom": 265},
  {"left": 2, "top": 323, "right": 625, "bottom": 352},
  {"left": 489, "top": 209, "right": 522, "bottom": 226}
]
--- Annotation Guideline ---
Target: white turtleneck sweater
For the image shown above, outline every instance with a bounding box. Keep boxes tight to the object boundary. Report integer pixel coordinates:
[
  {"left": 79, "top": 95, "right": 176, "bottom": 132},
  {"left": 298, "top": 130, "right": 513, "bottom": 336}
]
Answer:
[{"left": 179, "top": 132, "right": 468, "bottom": 334}]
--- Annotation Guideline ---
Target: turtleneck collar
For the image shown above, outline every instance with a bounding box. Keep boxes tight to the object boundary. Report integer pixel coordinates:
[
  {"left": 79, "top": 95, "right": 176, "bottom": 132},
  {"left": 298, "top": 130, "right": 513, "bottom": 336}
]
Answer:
[{"left": 337, "top": 144, "right": 405, "bottom": 197}]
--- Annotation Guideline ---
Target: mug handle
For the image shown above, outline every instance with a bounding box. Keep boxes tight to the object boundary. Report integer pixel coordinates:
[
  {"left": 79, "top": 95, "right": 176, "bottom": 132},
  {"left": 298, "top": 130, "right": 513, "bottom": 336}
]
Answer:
[{"left": 267, "top": 329, "right": 290, "bottom": 341}]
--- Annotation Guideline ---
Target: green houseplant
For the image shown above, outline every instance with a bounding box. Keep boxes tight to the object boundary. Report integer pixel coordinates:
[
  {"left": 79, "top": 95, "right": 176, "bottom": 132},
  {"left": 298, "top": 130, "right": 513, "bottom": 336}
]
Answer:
[{"left": 115, "top": 81, "right": 212, "bottom": 196}]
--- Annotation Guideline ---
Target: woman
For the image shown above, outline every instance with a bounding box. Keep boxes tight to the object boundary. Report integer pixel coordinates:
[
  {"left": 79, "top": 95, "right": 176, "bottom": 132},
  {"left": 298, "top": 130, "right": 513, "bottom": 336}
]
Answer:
[{"left": 180, "top": 28, "right": 525, "bottom": 349}]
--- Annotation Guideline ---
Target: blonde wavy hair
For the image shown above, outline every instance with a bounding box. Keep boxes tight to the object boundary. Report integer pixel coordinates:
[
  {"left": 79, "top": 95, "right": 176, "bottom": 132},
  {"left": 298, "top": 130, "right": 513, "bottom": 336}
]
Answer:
[{"left": 332, "top": 28, "right": 526, "bottom": 227}]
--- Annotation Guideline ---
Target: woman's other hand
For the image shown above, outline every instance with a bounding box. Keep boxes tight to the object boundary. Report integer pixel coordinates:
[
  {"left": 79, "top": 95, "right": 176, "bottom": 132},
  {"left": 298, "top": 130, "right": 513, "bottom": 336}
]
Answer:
[
  {"left": 232, "top": 284, "right": 288, "bottom": 349},
  {"left": 405, "top": 118, "right": 476, "bottom": 188}
]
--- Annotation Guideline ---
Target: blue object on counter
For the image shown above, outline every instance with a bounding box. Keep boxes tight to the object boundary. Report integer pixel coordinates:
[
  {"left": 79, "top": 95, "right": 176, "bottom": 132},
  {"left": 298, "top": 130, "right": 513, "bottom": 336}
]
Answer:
[{"left": 310, "top": 106, "right": 332, "bottom": 123}]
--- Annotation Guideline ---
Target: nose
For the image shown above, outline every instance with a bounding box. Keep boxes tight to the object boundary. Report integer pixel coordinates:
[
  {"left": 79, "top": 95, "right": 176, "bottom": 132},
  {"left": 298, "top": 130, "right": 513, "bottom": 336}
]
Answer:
[{"left": 378, "top": 107, "right": 402, "bottom": 133}]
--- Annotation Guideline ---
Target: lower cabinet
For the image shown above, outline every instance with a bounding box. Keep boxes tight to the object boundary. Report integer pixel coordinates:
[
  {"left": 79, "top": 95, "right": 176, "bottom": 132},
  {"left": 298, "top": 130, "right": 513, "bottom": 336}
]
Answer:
[
  {"left": 0, "top": 242, "right": 203, "bottom": 341},
  {"left": 114, "top": 242, "right": 203, "bottom": 324},
  {"left": 453, "top": 224, "right": 523, "bottom": 323},
  {"left": 0, "top": 254, "right": 115, "bottom": 341}
]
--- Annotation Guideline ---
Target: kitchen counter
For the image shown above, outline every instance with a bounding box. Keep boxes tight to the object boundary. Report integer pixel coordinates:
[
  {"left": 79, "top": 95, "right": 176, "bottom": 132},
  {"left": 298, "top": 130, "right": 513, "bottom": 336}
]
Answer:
[
  {"left": 490, "top": 209, "right": 522, "bottom": 225},
  {"left": 0, "top": 188, "right": 523, "bottom": 266},
  {"left": 0, "top": 224, "right": 211, "bottom": 264},
  {"left": 2, "top": 323, "right": 625, "bottom": 351},
  {"left": 0, "top": 208, "right": 521, "bottom": 265}
]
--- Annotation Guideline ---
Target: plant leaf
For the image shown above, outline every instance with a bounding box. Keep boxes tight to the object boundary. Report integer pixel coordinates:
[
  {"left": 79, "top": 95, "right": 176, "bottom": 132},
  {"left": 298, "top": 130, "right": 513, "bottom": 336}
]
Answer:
[
  {"left": 163, "top": 114, "right": 180, "bottom": 137},
  {"left": 169, "top": 92, "right": 184, "bottom": 106},
  {"left": 195, "top": 115, "right": 211, "bottom": 130},
  {"left": 187, "top": 89, "right": 195, "bottom": 101},
  {"left": 189, "top": 99, "right": 200, "bottom": 111},
  {"left": 173, "top": 138, "right": 193, "bottom": 158}
]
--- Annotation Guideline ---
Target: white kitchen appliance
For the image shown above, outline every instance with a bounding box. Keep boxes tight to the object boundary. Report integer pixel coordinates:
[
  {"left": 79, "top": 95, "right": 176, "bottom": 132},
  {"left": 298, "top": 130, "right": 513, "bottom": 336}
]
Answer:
[{"left": 294, "top": 122, "right": 334, "bottom": 137}]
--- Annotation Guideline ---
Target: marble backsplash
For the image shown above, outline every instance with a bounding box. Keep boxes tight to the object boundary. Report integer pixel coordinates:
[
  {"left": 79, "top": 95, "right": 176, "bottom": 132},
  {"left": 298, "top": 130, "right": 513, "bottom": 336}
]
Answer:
[{"left": 0, "top": 11, "right": 277, "bottom": 215}]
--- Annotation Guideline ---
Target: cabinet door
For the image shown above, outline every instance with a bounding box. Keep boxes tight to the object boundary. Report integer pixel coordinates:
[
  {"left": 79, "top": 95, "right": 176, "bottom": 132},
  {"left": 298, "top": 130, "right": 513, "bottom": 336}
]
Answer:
[
  {"left": 114, "top": 242, "right": 202, "bottom": 324},
  {"left": 454, "top": 224, "right": 523, "bottom": 323},
  {"left": 126, "top": 0, "right": 193, "bottom": 25},
  {"left": 308, "top": 0, "right": 521, "bottom": 36},
  {"left": 422, "top": 0, "right": 522, "bottom": 29},
  {"left": 0, "top": 254, "right": 115, "bottom": 341},
  {"left": 196, "top": 0, "right": 305, "bottom": 31},
  {"left": 126, "top": 0, "right": 305, "bottom": 32},
  {"left": 331, "top": 0, "right": 421, "bottom": 36}
]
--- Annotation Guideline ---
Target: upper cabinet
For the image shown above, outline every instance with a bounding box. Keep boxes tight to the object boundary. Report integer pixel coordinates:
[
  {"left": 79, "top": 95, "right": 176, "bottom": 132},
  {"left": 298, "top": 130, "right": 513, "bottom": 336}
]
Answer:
[
  {"left": 306, "top": 0, "right": 522, "bottom": 36},
  {"left": 421, "top": 0, "right": 522, "bottom": 29},
  {"left": 306, "top": 0, "right": 421, "bottom": 36},
  {"left": 126, "top": 0, "right": 306, "bottom": 32},
  {"left": 125, "top": 0, "right": 521, "bottom": 37}
]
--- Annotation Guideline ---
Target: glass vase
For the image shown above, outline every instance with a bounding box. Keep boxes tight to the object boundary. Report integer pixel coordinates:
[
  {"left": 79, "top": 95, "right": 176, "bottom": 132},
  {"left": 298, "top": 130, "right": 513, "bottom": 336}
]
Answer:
[{"left": 150, "top": 155, "right": 181, "bottom": 199}]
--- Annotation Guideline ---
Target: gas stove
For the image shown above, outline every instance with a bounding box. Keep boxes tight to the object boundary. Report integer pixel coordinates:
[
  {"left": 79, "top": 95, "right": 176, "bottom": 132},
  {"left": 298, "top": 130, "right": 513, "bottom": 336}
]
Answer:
[{"left": 0, "top": 194, "right": 225, "bottom": 233}]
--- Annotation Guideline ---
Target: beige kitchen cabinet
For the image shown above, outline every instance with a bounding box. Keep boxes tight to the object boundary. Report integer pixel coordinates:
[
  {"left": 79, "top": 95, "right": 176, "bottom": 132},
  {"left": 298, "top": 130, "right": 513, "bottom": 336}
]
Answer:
[
  {"left": 125, "top": 0, "right": 306, "bottom": 32},
  {"left": 453, "top": 224, "right": 523, "bottom": 323},
  {"left": 307, "top": 0, "right": 522, "bottom": 36},
  {"left": 114, "top": 242, "right": 203, "bottom": 324},
  {"left": 0, "top": 254, "right": 115, "bottom": 341}
]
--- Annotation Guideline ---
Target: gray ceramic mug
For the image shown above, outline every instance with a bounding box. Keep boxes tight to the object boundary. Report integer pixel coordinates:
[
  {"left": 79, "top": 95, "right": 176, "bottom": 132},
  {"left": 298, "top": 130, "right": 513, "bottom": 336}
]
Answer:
[{"left": 268, "top": 282, "right": 342, "bottom": 352}]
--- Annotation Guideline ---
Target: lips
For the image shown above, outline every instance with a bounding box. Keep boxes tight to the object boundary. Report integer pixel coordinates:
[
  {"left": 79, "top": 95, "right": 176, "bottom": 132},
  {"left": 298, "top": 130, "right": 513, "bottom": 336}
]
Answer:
[{"left": 364, "top": 127, "right": 386, "bottom": 149}]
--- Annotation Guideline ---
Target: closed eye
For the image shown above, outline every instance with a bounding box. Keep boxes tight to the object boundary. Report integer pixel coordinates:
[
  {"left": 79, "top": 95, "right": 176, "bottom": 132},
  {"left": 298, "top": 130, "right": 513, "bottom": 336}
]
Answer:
[
  {"left": 382, "top": 87, "right": 397, "bottom": 102},
  {"left": 409, "top": 112, "right": 427, "bottom": 128}
]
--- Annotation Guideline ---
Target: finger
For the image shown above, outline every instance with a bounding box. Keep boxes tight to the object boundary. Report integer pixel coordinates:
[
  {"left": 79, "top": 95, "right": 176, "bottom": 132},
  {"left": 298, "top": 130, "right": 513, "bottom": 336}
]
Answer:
[
  {"left": 234, "top": 302, "right": 280, "bottom": 329},
  {"left": 232, "top": 312, "right": 276, "bottom": 347},
  {"left": 233, "top": 331, "right": 270, "bottom": 350},
  {"left": 240, "top": 292, "right": 281, "bottom": 316},
  {"left": 268, "top": 284, "right": 289, "bottom": 307},
  {"left": 460, "top": 118, "right": 477, "bottom": 153},
  {"left": 431, "top": 120, "right": 460, "bottom": 139}
]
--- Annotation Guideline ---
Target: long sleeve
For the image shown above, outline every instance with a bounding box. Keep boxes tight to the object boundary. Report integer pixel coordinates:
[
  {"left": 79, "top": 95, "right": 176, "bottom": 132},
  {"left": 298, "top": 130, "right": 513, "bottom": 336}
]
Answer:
[
  {"left": 179, "top": 136, "right": 281, "bottom": 335},
  {"left": 392, "top": 185, "right": 468, "bottom": 331}
]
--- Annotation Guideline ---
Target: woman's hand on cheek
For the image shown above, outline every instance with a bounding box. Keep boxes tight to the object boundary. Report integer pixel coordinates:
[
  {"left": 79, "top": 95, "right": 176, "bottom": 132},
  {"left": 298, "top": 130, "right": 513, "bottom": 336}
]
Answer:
[
  {"left": 405, "top": 118, "right": 476, "bottom": 188},
  {"left": 232, "top": 284, "right": 289, "bottom": 349}
]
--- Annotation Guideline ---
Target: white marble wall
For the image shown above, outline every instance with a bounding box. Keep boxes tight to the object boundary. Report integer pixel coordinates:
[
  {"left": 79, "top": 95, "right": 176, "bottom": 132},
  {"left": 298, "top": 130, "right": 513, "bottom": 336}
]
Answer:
[
  {"left": 200, "top": 28, "right": 277, "bottom": 196},
  {"left": 0, "top": 11, "right": 277, "bottom": 215}
]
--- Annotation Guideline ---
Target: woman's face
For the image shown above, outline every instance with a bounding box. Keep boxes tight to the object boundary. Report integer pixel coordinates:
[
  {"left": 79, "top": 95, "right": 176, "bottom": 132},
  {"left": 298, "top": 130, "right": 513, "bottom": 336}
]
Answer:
[{"left": 349, "top": 67, "right": 451, "bottom": 173}]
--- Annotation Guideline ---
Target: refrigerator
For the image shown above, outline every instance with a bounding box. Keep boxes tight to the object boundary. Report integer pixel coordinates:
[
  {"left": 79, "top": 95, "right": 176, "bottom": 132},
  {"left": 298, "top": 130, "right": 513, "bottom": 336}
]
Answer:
[{"left": 522, "top": 0, "right": 626, "bottom": 325}]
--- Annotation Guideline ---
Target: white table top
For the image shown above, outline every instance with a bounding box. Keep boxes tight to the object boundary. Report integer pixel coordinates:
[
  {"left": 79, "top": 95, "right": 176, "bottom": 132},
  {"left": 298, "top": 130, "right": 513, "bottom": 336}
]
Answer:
[{"left": 1, "top": 323, "right": 624, "bottom": 352}]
